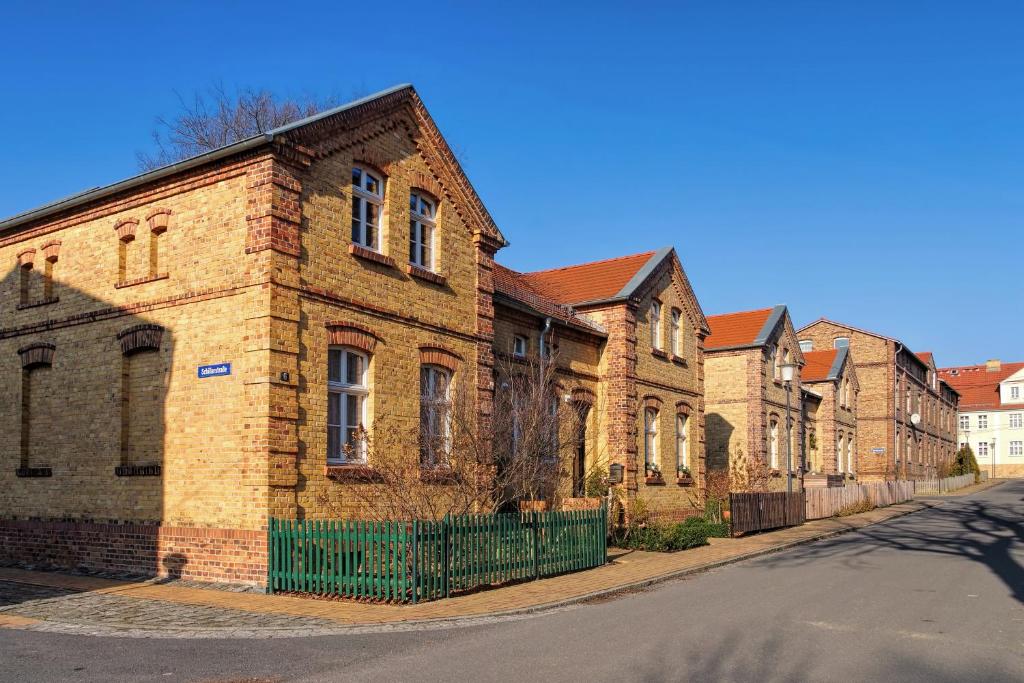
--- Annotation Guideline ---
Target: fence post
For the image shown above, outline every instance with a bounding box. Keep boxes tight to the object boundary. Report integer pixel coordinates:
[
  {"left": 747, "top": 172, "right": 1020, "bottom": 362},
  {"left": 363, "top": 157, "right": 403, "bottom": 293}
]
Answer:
[
  {"left": 411, "top": 519, "right": 419, "bottom": 604},
  {"left": 443, "top": 514, "right": 451, "bottom": 599},
  {"left": 532, "top": 510, "right": 541, "bottom": 580}
]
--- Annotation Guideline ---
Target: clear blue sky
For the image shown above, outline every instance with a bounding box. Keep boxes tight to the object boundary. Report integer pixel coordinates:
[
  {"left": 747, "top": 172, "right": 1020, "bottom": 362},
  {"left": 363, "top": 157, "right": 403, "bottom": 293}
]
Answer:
[{"left": 2, "top": 1, "right": 1021, "bottom": 366}]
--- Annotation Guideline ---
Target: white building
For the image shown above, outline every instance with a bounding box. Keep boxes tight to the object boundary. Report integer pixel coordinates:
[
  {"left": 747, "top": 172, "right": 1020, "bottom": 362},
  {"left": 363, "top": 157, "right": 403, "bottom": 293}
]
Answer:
[{"left": 940, "top": 359, "right": 1024, "bottom": 478}]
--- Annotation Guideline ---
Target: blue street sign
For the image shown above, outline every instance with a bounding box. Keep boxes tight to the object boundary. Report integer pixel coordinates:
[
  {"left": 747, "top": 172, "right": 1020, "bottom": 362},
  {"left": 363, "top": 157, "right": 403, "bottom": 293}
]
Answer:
[{"left": 198, "top": 363, "right": 232, "bottom": 378}]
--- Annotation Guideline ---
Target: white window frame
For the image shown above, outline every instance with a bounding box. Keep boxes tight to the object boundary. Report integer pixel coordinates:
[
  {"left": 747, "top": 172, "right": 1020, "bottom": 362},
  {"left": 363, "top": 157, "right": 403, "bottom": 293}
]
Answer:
[
  {"left": 670, "top": 309, "right": 681, "bottom": 356},
  {"left": 409, "top": 190, "right": 436, "bottom": 270},
  {"left": 837, "top": 433, "right": 844, "bottom": 473},
  {"left": 798, "top": 340, "right": 813, "bottom": 352},
  {"left": 1010, "top": 441, "right": 1023, "bottom": 457},
  {"left": 512, "top": 335, "right": 527, "bottom": 358},
  {"left": 978, "top": 414, "right": 988, "bottom": 429},
  {"left": 847, "top": 434, "right": 854, "bottom": 474},
  {"left": 1011, "top": 386, "right": 1021, "bottom": 401},
  {"left": 833, "top": 337, "right": 849, "bottom": 349},
  {"left": 977, "top": 441, "right": 989, "bottom": 458},
  {"left": 420, "top": 365, "right": 452, "bottom": 467},
  {"left": 1010, "top": 413, "right": 1023, "bottom": 429},
  {"left": 769, "top": 418, "right": 779, "bottom": 468},
  {"left": 675, "top": 413, "right": 688, "bottom": 470},
  {"left": 328, "top": 347, "right": 369, "bottom": 464},
  {"left": 650, "top": 301, "right": 662, "bottom": 350},
  {"left": 959, "top": 414, "right": 969, "bottom": 430},
  {"left": 644, "top": 408, "right": 659, "bottom": 469},
  {"left": 351, "top": 166, "right": 384, "bottom": 251}
]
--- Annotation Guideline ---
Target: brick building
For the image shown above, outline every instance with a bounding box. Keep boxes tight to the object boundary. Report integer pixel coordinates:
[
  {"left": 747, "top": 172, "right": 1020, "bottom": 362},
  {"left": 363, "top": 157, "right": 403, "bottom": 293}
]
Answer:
[
  {"left": 797, "top": 319, "right": 959, "bottom": 481},
  {"left": 940, "top": 359, "right": 1024, "bottom": 478},
  {"left": 704, "top": 306, "right": 805, "bottom": 487},
  {"left": 0, "top": 85, "right": 708, "bottom": 585},
  {"left": 800, "top": 347, "right": 859, "bottom": 479}
]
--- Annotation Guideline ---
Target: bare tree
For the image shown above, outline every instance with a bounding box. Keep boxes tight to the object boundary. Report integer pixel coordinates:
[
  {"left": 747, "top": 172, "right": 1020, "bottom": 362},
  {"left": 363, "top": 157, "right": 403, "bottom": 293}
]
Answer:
[
  {"left": 316, "top": 349, "right": 604, "bottom": 522},
  {"left": 136, "top": 83, "right": 348, "bottom": 170}
]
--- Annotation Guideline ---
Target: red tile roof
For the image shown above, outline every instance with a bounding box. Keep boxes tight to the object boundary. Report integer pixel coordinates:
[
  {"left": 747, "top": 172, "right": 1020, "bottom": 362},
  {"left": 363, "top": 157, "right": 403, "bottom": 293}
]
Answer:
[
  {"left": 516, "top": 251, "right": 655, "bottom": 305},
  {"left": 802, "top": 350, "right": 839, "bottom": 382},
  {"left": 916, "top": 351, "right": 934, "bottom": 366},
  {"left": 939, "top": 361, "right": 1024, "bottom": 411},
  {"left": 492, "top": 263, "right": 605, "bottom": 334},
  {"left": 704, "top": 308, "right": 774, "bottom": 350}
]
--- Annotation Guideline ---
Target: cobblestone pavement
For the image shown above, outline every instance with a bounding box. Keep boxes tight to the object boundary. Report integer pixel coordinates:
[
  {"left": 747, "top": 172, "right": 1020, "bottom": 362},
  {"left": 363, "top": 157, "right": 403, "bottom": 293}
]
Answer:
[{"left": 0, "top": 482, "right": 1004, "bottom": 640}]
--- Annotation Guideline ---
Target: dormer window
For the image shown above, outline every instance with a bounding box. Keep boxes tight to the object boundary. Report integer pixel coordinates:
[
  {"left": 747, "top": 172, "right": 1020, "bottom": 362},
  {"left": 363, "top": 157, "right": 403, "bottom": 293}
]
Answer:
[
  {"left": 409, "top": 191, "right": 436, "bottom": 270},
  {"left": 351, "top": 166, "right": 384, "bottom": 251}
]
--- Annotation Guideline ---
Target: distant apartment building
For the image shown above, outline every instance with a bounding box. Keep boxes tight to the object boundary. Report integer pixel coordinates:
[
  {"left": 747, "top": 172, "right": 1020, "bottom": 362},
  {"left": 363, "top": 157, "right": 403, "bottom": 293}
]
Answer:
[
  {"left": 797, "top": 320, "right": 958, "bottom": 481},
  {"left": 939, "top": 359, "right": 1024, "bottom": 478}
]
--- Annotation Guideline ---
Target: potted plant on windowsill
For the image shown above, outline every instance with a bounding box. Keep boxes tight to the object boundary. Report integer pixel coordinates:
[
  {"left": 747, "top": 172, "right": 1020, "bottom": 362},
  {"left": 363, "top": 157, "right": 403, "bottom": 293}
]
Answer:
[
  {"left": 645, "top": 464, "right": 665, "bottom": 485},
  {"left": 676, "top": 466, "right": 694, "bottom": 486}
]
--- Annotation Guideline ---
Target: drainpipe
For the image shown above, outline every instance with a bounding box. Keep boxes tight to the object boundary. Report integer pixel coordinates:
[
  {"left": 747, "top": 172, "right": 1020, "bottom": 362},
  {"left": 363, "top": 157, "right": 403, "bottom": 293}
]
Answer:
[{"left": 894, "top": 341, "right": 903, "bottom": 481}]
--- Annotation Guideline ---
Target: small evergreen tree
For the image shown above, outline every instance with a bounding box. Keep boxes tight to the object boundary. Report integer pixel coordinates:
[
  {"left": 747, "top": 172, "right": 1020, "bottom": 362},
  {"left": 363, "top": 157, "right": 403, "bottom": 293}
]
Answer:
[{"left": 951, "top": 445, "right": 981, "bottom": 483}]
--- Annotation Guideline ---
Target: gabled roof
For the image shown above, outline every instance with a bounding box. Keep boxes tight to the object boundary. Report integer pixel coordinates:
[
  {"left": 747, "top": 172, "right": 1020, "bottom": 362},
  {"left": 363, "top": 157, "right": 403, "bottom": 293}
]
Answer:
[
  {"left": 802, "top": 348, "right": 848, "bottom": 383},
  {"left": 939, "top": 361, "right": 1024, "bottom": 411},
  {"left": 516, "top": 249, "right": 663, "bottom": 307},
  {"left": 0, "top": 84, "right": 507, "bottom": 246},
  {"left": 798, "top": 317, "right": 929, "bottom": 370},
  {"left": 704, "top": 305, "right": 786, "bottom": 351},
  {"left": 916, "top": 351, "right": 935, "bottom": 366},
  {"left": 492, "top": 264, "right": 606, "bottom": 335}
]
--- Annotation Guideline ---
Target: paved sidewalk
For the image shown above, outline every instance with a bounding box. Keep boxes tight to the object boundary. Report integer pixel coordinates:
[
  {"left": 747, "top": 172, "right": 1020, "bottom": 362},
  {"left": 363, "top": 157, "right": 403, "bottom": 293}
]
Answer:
[{"left": 0, "top": 483, "right": 1002, "bottom": 639}]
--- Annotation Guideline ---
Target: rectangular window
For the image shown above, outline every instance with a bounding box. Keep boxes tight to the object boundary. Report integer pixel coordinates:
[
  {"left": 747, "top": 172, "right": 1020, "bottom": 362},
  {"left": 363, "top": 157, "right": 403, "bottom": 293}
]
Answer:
[
  {"left": 978, "top": 414, "right": 988, "bottom": 429},
  {"left": 409, "top": 191, "right": 435, "bottom": 270},
  {"left": 769, "top": 419, "right": 779, "bottom": 469},
  {"left": 1010, "top": 413, "right": 1023, "bottom": 429},
  {"left": 650, "top": 301, "right": 662, "bottom": 350},
  {"left": 420, "top": 365, "right": 452, "bottom": 467},
  {"left": 959, "top": 415, "right": 969, "bottom": 430},
  {"left": 977, "top": 442, "right": 989, "bottom": 457},
  {"left": 675, "top": 414, "right": 688, "bottom": 470},
  {"left": 644, "top": 408, "right": 659, "bottom": 470},
  {"left": 670, "top": 309, "right": 681, "bottom": 356},
  {"left": 1010, "top": 441, "right": 1023, "bottom": 456},
  {"left": 1011, "top": 386, "right": 1020, "bottom": 400},
  {"left": 798, "top": 340, "right": 813, "bottom": 352},
  {"left": 833, "top": 337, "right": 849, "bottom": 349},
  {"left": 351, "top": 166, "right": 384, "bottom": 250},
  {"left": 328, "top": 348, "right": 368, "bottom": 463},
  {"left": 512, "top": 335, "right": 527, "bottom": 358}
]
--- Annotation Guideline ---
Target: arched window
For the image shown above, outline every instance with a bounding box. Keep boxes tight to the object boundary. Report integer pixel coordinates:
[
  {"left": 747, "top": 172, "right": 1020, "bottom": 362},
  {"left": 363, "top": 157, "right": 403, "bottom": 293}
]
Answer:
[
  {"left": 769, "top": 417, "right": 779, "bottom": 468},
  {"left": 409, "top": 190, "right": 436, "bottom": 270},
  {"left": 351, "top": 166, "right": 384, "bottom": 250},
  {"left": 670, "top": 309, "right": 681, "bottom": 356},
  {"left": 650, "top": 301, "right": 662, "bottom": 350},
  {"left": 328, "top": 347, "right": 369, "bottom": 463},
  {"left": 771, "top": 345, "right": 780, "bottom": 380},
  {"left": 837, "top": 433, "right": 845, "bottom": 473},
  {"left": 644, "top": 407, "right": 659, "bottom": 470},
  {"left": 420, "top": 365, "right": 452, "bottom": 467},
  {"left": 675, "top": 413, "right": 688, "bottom": 471},
  {"left": 847, "top": 434, "right": 855, "bottom": 473}
]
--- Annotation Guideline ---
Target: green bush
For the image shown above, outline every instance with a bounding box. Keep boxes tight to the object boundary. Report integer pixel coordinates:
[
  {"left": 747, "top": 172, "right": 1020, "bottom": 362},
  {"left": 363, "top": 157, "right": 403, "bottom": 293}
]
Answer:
[
  {"left": 611, "top": 516, "right": 730, "bottom": 552},
  {"left": 950, "top": 446, "right": 981, "bottom": 482}
]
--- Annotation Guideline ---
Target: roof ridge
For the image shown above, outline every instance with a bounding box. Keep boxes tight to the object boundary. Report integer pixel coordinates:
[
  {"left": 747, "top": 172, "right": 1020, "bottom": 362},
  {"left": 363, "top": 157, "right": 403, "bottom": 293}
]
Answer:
[
  {"left": 519, "top": 250, "right": 657, "bottom": 277},
  {"left": 706, "top": 306, "right": 776, "bottom": 319}
]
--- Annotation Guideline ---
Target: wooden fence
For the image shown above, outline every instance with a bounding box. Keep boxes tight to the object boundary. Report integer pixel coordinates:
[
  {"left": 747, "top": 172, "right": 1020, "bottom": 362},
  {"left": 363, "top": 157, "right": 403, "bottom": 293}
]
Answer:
[
  {"left": 729, "top": 492, "right": 805, "bottom": 535},
  {"left": 915, "top": 473, "right": 976, "bottom": 495},
  {"left": 267, "top": 507, "right": 607, "bottom": 603},
  {"left": 805, "top": 481, "right": 916, "bottom": 520}
]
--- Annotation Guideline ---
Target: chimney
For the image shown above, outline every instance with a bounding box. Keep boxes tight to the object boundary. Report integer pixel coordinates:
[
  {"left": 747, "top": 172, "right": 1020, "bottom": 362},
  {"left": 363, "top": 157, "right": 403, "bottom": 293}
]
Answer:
[{"left": 986, "top": 359, "right": 1001, "bottom": 372}]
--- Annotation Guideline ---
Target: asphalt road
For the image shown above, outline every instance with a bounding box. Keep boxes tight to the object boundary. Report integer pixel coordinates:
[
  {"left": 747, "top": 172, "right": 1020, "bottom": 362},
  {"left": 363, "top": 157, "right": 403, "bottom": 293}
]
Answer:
[{"left": 2, "top": 481, "right": 1022, "bottom": 683}]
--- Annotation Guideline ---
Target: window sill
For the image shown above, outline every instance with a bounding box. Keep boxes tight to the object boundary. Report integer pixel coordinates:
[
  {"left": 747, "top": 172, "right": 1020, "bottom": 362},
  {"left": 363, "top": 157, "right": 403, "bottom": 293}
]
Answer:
[
  {"left": 114, "top": 464, "right": 162, "bottom": 477},
  {"left": 349, "top": 244, "right": 396, "bottom": 269},
  {"left": 324, "top": 463, "right": 383, "bottom": 483},
  {"left": 17, "top": 297, "right": 59, "bottom": 310},
  {"left": 406, "top": 263, "right": 447, "bottom": 286},
  {"left": 676, "top": 475, "right": 694, "bottom": 486},
  {"left": 651, "top": 348, "right": 669, "bottom": 360},
  {"left": 116, "top": 273, "right": 169, "bottom": 289},
  {"left": 16, "top": 466, "right": 52, "bottom": 478},
  {"left": 670, "top": 354, "right": 688, "bottom": 367},
  {"left": 645, "top": 474, "right": 666, "bottom": 486}
]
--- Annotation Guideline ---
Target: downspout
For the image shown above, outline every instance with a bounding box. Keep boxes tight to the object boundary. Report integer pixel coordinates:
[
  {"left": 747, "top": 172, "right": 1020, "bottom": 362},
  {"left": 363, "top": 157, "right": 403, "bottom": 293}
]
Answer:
[{"left": 894, "top": 341, "right": 903, "bottom": 480}]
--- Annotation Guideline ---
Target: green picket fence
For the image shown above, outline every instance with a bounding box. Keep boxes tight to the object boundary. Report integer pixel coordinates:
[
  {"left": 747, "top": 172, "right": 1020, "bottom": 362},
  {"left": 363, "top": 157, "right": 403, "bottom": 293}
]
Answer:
[{"left": 267, "top": 507, "right": 607, "bottom": 603}]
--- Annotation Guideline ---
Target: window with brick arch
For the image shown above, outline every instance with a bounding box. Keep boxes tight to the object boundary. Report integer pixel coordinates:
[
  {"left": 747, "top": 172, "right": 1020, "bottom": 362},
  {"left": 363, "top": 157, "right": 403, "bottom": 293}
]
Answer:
[
  {"left": 769, "top": 417, "right": 779, "bottom": 468},
  {"left": 328, "top": 347, "right": 369, "bottom": 464},
  {"left": 670, "top": 309, "right": 681, "bottom": 356},
  {"left": 409, "top": 191, "right": 436, "bottom": 270},
  {"left": 650, "top": 301, "right": 662, "bottom": 350},
  {"left": 847, "top": 433, "right": 854, "bottom": 473},
  {"left": 644, "top": 407, "right": 659, "bottom": 471},
  {"left": 351, "top": 166, "right": 384, "bottom": 251},
  {"left": 420, "top": 365, "right": 452, "bottom": 467},
  {"left": 837, "top": 433, "right": 844, "bottom": 473},
  {"left": 675, "top": 413, "right": 688, "bottom": 471}
]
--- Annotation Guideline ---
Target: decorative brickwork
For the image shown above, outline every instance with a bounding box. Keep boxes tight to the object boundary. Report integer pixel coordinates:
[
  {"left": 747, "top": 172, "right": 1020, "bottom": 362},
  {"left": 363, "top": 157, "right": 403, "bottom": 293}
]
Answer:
[
  {"left": 16, "top": 248, "right": 36, "bottom": 268},
  {"left": 17, "top": 342, "right": 55, "bottom": 369},
  {"left": 420, "top": 345, "right": 463, "bottom": 371},
  {"left": 325, "top": 322, "right": 380, "bottom": 353},
  {"left": 114, "top": 218, "right": 138, "bottom": 242},
  {"left": 146, "top": 208, "right": 171, "bottom": 234},
  {"left": 117, "top": 323, "right": 164, "bottom": 355}
]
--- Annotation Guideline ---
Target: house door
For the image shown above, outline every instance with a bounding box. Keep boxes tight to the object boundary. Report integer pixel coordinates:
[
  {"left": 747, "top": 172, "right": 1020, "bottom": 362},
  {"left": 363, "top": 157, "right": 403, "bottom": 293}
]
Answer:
[{"left": 572, "top": 404, "right": 590, "bottom": 497}]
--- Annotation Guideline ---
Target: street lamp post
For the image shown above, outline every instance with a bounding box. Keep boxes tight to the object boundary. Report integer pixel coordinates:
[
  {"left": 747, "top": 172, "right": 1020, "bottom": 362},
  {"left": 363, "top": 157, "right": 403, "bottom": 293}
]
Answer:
[{"left": 781, "top": 362, "right": 798, "bottom": 494}]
